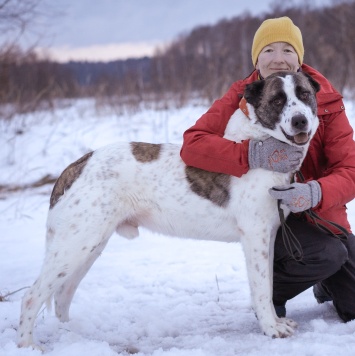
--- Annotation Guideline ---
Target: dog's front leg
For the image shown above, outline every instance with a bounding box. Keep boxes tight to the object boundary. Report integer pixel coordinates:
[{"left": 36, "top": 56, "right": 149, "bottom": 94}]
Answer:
[{"left": 241, "top": 227, "right": 297, "bottom": 338}]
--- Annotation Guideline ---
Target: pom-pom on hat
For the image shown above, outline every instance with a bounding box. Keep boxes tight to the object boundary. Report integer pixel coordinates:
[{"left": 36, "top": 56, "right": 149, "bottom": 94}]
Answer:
[{"left": 251, "top": 17, "right": 304, "bottom": 66}]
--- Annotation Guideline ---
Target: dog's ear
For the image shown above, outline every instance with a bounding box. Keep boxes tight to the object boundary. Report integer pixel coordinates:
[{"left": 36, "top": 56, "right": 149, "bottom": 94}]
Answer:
[
  {"left": 243, "top": 80, "right": 265, "bottom": 107},
  {"left": 303, "top": 72, "right": 321, "bottom": 93}
]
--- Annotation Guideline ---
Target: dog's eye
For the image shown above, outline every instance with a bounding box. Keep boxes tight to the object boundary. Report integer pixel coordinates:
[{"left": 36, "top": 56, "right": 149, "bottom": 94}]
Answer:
[
  {"left": 299, "top": 92, "right": 310, "bottom": 101},
  {"left": 273, "top": 98, "right": 283, "bottom": 106}
]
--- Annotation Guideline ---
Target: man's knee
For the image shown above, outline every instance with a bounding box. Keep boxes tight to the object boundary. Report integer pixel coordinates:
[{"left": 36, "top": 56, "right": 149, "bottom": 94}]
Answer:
[{"left": 322, "top": 238, "right": 348, "bottom": 274}]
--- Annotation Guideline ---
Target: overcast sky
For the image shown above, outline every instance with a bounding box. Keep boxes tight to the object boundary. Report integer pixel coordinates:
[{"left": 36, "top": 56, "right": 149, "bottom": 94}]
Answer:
[{"left": 18, "top": 0, "right": 332, "bottom": 62}]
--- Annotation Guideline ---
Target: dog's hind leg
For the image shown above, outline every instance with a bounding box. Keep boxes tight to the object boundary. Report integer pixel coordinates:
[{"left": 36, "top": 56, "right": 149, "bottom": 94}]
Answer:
[
  {"left": 17, "top": 226, "right": 113, "bottom": 348},
  {"left": 17, "top": 253, "right": 75, "bottom": 348},
  {"left": 54, "top": 237, "right": 110, "bottom": 322}
]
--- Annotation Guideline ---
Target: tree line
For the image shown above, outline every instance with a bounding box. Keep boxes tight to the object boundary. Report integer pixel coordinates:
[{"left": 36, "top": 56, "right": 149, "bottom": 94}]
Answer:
[{"left": 1, "top": 0, "right": 355, "bottom": 117}]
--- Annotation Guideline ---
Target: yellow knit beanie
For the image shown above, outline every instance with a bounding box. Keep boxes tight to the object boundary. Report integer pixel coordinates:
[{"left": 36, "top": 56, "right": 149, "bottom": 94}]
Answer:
[{"left": 251, "top": 17, "right": 304, "bottom": 66}]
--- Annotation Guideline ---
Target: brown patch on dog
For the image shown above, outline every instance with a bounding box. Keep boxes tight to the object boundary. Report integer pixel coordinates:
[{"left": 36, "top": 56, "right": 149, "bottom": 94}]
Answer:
[
  {"left": 185, "top": 166, "right": 231, "bottom": 207},
  {"left": 130, "top": 142, "right": 161, "bottom": 162},
  {"left": 49, "top": 151, "right": 93, "bottom": 209}
]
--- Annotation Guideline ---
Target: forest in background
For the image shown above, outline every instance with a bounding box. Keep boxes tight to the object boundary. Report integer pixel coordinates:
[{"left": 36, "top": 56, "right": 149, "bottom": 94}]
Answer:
[{"left": 1, "top": 0, "right": 355, "bottom": 117}]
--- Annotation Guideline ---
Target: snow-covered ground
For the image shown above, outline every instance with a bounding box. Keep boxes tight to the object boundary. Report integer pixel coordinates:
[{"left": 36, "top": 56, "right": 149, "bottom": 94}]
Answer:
[{"left": 1, "top": 98, "right": 355, "bottom": 356}]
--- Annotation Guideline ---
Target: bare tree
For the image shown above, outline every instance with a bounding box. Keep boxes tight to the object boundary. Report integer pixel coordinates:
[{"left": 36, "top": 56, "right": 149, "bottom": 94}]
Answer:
[{"left": 0, "top": 0, "right": 44, "bottom": 45}]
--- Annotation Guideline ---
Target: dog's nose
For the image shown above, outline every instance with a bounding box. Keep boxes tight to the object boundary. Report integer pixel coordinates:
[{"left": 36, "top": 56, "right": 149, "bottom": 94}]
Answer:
[{"left": 292, "top": 115, "right": 308, "bottom": 131}]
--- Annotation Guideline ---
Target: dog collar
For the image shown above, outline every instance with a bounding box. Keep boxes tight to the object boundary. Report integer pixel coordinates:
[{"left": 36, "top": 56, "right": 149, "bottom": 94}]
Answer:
[{"left": 239, "top": 97, "right": 250, "bottom": 119}]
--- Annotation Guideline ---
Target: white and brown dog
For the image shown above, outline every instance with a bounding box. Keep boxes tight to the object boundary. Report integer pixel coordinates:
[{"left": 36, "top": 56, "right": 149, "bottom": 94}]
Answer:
[{"left": 18, "top": 71, "right": 320, "bottom": 348}]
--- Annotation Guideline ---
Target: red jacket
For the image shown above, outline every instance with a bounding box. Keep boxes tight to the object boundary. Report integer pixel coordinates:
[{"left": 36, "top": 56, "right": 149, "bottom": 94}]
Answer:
[{"left": 180, "top": 64, "right": 355, "bottom": 233}]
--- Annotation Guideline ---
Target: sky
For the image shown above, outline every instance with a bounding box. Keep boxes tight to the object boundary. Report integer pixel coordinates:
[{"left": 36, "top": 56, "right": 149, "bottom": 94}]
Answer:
[{"left": 16, "top": 0, "right": 332, "bottom": 62}]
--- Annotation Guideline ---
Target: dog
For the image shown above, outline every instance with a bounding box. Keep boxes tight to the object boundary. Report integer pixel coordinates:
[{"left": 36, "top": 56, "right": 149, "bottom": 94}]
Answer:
[{"left": 18, "top": 71, "right": 320, "bottom": 348}]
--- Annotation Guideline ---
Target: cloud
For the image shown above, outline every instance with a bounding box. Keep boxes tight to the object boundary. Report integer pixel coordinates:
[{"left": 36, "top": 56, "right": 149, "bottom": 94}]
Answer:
[{"left": 36, "top": 41, "right": 164, "bottom": 62}]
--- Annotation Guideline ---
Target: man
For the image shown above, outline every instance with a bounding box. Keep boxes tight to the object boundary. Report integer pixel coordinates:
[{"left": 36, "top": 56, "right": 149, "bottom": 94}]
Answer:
[{"left": 180, "top": 17, "right": 355, "bottom": 320}]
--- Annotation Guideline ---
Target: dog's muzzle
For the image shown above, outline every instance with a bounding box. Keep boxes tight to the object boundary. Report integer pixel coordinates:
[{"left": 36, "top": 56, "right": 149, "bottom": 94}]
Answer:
[{"left": 282, "top": 114, "right": 311, "bottom": 145}]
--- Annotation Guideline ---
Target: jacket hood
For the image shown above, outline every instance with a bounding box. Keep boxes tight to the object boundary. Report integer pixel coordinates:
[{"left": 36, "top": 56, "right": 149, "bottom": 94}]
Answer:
[
  {"left": 301, "top": 64, "right": 343, "bottom": 107},
  {"left": 241, "top": 66, "right": 343, "bottom": 114}
]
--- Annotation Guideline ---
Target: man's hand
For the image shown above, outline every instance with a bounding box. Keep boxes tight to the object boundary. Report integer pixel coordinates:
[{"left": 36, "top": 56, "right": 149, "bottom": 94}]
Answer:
[
  {"left": 248, "top": 137, "right": 304, "bottom": 173},
  {"left": 269, "top": 181, "right": 322, "bottom": 213}
]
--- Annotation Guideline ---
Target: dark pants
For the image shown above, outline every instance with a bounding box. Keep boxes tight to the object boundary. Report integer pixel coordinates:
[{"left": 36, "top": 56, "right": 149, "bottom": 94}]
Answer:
[{"left": 273, "top": 213, "right": 355, "bottom": 322}]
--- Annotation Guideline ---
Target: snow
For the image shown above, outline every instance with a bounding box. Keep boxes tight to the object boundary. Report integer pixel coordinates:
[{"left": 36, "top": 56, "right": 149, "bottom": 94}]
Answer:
[{"left": 1, "top": 98, "right": 355, "bottom": 355}]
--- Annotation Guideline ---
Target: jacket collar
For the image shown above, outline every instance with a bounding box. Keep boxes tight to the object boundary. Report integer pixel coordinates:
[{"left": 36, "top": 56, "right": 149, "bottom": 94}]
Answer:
[{"left": 242, "top": 66, "right": 342, "bottom": 107}]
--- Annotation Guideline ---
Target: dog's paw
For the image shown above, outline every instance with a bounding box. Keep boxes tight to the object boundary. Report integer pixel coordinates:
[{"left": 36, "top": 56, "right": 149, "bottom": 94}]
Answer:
[
  {"left": 262, "top": 318, "right": 297, "bottom": 338},
  {"left": 279, "top": 317, "right": 298, "bottom": 329},
  {"left": 18, "top": 341, "right": 45, "bottom": 352}
]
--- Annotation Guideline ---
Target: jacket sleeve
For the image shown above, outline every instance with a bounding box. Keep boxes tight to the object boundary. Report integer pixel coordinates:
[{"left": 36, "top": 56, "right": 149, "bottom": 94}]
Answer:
[
  {"left": 316, "top": 107, "right": 355, "bottom": 212},
  {"left": 180, "top": 82, "right": 250, "bottom": 177}
]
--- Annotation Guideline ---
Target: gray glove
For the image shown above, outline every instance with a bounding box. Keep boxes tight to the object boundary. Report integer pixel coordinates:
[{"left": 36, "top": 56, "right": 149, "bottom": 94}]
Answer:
[
  {"left": 268, "top": 181, "right": 322, "bottom": 213},
  {"left": 249, "top": 137, "right": 304, "bottom": 173}
]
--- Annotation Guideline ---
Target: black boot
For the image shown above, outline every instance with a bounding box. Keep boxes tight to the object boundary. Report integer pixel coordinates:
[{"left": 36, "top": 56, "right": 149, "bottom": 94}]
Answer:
[
  {"left": 274, "top": 303, "right": 286, "bottom": 318},
  {"left": 313, "top": 282, "right": 332, "bottom": 304}
]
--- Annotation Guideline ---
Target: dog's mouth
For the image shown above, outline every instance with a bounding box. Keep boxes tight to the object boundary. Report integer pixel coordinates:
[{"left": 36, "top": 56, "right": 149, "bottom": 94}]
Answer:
[{"left": 281, "top": 129, "right": 312, "bottom": 145}]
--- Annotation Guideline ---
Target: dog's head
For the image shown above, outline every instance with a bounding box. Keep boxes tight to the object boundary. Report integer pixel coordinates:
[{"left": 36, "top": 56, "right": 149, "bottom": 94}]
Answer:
[{"left": 244, "top": 71, "right": 320, "bottom": 146}]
